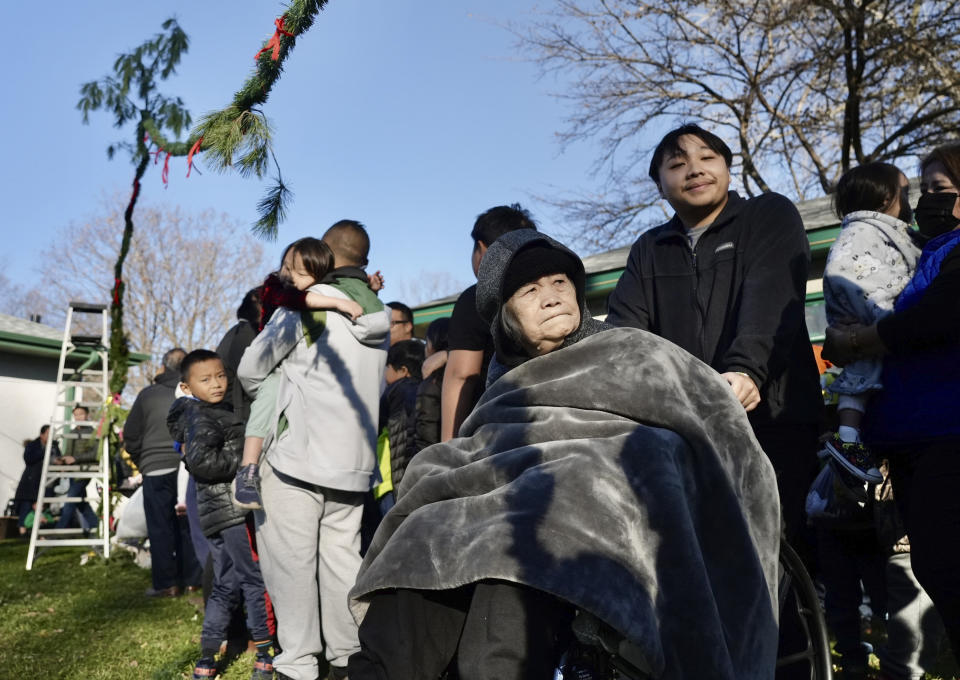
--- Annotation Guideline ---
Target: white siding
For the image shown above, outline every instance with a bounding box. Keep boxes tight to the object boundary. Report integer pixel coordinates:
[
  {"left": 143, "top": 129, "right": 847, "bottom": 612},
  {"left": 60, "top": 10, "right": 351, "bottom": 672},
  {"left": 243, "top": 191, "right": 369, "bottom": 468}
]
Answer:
[{"left": 0, "top": 376, "right": 57, "bottom": 511}]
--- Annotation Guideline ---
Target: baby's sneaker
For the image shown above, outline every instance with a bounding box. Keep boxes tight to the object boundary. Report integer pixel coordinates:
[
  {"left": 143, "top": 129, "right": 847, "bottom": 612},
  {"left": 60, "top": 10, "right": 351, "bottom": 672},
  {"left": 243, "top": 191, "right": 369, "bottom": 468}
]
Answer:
[
  {"left": 823, "top": 433, "right": 883, "bottom": 484},
  {"left": 234, "top": 464, "right": 263, "bottom": 510}
]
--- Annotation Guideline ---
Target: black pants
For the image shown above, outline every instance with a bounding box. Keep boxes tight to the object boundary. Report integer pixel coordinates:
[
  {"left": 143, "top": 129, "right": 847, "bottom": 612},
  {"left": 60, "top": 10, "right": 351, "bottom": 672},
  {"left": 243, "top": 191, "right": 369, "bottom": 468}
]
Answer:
[
  {"left": 349, "top": 582, "right": 573, "bottom": 680},
  {"left": 142, "top": 471, "right": 202, "bottom": 590},
  {"left": 888, "top": 442, "right": 960, "bottom": 662},
  {"left": 816, "top": 526, "right": 886, "bottom": 670},
  {"left": 753, "top": 423, "right": 820, "bottom": 545},
  {"left": 753, "top": 423, "right": 820, "bottom": 680}
]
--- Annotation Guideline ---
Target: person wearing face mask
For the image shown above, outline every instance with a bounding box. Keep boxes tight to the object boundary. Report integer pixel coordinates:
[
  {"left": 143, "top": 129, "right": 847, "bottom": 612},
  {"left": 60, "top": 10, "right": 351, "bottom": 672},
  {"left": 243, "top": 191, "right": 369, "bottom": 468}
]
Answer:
[{"left": 823, "top": 142, "right": 960, "bottom": 663}]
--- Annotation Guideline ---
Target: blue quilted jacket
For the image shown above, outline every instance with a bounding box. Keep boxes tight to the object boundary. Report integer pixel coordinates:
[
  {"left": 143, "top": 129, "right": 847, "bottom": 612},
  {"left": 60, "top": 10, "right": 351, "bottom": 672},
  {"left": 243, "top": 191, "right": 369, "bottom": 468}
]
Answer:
[{"left": 865, "top": 229, "right": 960, "bottom": 446}]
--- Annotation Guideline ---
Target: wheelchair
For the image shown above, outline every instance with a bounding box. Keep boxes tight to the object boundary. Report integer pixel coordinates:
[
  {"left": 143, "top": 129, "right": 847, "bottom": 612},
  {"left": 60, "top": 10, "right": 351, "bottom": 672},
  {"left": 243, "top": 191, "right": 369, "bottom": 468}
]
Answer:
[{"left": 557, "top": 539, "right": 832, "bottom": 679}]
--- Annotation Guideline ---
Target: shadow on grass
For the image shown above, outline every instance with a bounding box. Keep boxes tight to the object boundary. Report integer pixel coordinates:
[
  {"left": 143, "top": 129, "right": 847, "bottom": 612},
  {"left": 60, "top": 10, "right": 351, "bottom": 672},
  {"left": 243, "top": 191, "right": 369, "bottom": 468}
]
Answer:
[
  {"left": 149, "top": 644, "right": 198, "bottom": 680},
  {"left": 0, "top": 539, "right": 205, "bottom": 679}
]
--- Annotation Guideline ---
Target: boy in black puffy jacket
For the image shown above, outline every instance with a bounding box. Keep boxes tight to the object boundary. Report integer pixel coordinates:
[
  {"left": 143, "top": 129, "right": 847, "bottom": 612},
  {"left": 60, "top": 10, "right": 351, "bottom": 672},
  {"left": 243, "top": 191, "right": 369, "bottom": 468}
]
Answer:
[
  {"left": 371, "top": 340, "right": 424, "bottom": 517},
  {"left": 167, "top": 349, "right": 274, "bottom": 680}
]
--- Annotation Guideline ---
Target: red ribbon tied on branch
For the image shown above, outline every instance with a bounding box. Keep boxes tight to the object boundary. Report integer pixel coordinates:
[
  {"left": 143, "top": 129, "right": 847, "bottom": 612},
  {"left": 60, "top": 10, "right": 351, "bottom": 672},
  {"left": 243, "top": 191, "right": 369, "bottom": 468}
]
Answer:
[
  {"left": 161, "top": 152, "right": 171, "bottom": 187},
  {"left": 186, "top": 136, "right": 203, "bottom": 178},
  {"left": 255, "top": 16, "right": 293, "bottom": 62}
]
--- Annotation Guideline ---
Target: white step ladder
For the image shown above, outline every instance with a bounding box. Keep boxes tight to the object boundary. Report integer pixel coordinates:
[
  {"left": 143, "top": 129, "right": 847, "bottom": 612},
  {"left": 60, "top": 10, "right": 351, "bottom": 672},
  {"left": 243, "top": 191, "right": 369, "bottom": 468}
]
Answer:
[{"left": 26, "top": 302, "right": 112, "bottom": 569}]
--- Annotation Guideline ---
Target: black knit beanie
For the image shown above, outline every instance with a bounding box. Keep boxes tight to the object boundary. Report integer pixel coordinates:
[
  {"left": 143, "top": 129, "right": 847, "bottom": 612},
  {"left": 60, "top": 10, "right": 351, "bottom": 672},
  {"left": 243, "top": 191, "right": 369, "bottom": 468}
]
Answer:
[{"left": 501, "top": 243, "right": 582, "bottom": 302}]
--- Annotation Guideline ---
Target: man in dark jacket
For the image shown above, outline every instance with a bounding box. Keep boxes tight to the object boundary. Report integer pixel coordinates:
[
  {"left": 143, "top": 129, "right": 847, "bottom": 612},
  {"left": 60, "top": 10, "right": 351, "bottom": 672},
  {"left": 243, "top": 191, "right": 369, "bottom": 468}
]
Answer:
[
  {"left": 123, "top": 347, "right": 201, "bottom": 596},
  {"left": 14, "top": 425, "right": 59, "bottom": 535},
  {"left": 216, "top": 287, "right": 261, "bottom": 425},
  {"left": 441, "top": 205, "right": 538, "bottom": 441},
  {"left": 168, "top": 349, "right": 274, "bottom": 680},
  {"left": 606, "top": 124, "right": 822, "bottom": 544}
]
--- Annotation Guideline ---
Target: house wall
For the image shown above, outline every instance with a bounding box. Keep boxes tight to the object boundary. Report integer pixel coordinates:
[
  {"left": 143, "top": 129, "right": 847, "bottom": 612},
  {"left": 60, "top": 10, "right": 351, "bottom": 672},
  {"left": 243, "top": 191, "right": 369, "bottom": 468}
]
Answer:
[{"left": 0, "top": 374, "right": 58, "bottom": 512}]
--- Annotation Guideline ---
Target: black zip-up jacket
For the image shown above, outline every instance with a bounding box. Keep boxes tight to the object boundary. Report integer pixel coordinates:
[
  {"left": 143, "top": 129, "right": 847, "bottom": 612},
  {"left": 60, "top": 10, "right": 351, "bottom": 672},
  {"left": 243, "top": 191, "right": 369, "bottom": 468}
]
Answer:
[
  {"left": 607, "top": 191, "right": 822, "bottom": 427},
  {"left": 414, "top": 367, "right": 444, "bottom": 453},
  {"left": 167, "top": 397, "right": 248, "bottom": 537}
]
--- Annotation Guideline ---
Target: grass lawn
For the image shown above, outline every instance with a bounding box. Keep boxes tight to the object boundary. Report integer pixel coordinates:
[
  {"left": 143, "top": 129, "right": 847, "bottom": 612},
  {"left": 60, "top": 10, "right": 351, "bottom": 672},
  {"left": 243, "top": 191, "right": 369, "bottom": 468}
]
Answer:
[
  {"left": 0, "top": 539, "right": 257, "bottom": 679},
  {"left": 2, "top": 537, "right": 957, "bottom": 679}
]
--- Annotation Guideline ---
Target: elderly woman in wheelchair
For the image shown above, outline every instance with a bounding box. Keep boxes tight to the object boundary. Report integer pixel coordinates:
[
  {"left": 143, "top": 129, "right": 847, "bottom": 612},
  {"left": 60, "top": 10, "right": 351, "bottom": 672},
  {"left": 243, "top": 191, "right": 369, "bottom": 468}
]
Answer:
[{"left": 348, "top": 231, "right": 792, "bottom": 680}]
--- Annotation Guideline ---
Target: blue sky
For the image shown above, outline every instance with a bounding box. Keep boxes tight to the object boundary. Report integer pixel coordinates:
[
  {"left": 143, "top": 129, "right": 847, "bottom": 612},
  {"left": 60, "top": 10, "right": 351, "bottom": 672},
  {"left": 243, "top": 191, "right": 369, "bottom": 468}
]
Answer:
[{"left": 1, "top": 1, "right": 621, "bottom": 306}]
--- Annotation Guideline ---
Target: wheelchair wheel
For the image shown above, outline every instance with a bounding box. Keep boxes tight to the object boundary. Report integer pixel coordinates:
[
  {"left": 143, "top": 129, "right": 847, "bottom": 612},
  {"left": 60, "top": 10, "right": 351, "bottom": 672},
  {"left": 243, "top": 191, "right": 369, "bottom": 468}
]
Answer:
[
  {"left": 777, "top": 539, "right": 833, "bottom": 680},
  {"left": 557, "top": 539, "right": 833, "bottom": 679}
]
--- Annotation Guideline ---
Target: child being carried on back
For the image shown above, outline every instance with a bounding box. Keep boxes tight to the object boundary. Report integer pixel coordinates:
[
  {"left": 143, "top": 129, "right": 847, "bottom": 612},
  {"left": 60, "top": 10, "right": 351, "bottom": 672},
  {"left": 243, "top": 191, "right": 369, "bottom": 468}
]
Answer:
[
  {"left": 233, "top": 237, "right": 375, "bottom": 510},
  {"left": 167, "top": 350, "right": 275, "bottom": 680}
]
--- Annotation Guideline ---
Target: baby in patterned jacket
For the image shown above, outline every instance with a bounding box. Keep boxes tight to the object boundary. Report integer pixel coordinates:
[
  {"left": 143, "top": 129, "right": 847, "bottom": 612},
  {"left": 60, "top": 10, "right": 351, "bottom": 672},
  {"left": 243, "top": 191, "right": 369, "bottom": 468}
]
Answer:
[{"left": 822, "top": 162, "right": 921, "bottom": 483}]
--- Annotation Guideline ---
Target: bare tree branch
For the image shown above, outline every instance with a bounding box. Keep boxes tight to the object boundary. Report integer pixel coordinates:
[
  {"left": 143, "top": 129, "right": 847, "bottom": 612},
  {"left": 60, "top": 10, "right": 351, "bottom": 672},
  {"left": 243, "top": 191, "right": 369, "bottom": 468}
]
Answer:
[
  {"left": 29, "top": 195, "right": 269, "bottom": 396},
  {"left": 519, "top": 0, "right": 960, "bottom": 246}
]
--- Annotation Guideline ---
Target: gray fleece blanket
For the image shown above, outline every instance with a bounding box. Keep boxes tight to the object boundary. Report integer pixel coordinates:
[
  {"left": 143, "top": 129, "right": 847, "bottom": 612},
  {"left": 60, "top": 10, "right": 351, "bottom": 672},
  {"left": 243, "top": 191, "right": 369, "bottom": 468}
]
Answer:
[{"left": 351, "top": 327, "right": 781, "bottom": 679}]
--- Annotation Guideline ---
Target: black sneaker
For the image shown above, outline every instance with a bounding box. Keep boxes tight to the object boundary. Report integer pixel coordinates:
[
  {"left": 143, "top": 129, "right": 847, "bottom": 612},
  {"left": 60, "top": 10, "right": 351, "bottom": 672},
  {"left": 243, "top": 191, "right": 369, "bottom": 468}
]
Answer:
[
  {"left": 328, "top": 665, "right": 349, "bottom": 680},
  {"left": 193, "top": 657, "right": 218, "bottom": 680},
  {"left": 823, "top": 434, "right": 883, "bottom": 484},
  {"left": 234, "top": 464, "right": 263, "bottom": 510},
  {"left": 251, "top": 652, "right": 274, "bottom": 680}
]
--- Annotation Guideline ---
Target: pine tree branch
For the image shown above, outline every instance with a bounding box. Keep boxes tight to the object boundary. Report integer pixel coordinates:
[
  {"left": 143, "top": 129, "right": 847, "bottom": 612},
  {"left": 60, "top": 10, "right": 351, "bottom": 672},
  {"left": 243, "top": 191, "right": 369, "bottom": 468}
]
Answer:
[{"left": 187, "top": 0, "right": 329, "bottom": 236}]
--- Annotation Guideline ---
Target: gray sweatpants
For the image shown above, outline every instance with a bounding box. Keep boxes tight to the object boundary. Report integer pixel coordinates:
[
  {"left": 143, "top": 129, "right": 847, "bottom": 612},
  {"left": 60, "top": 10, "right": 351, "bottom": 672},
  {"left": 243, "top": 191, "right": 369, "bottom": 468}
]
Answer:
[
  {"left": 256, "top": 461, "right": 365, "bottom": 678},
  {"left": 879, "top": 552, "right": 946, "bottom": 680}
]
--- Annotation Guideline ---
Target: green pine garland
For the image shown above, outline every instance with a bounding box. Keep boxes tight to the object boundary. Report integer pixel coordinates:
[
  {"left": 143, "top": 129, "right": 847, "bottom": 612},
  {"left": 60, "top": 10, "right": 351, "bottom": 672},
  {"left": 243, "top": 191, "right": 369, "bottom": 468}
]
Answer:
[
  {"left": 145, "top": 0, "right": 329, "bottom": 238},
  {"left": 79, "top": 3, "right": 327, "bottom": 393},
  {"left": 79, "top": 19, "right": 191, "bottom": 394}
]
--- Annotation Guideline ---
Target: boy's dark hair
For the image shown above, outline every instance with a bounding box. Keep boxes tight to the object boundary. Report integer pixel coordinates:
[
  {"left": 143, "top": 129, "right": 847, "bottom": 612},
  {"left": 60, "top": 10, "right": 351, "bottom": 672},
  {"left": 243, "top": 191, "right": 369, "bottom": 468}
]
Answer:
[
  {"left": 180, "top": 349, "right": 223, "bottom": 382},
  {"left": 470, "top": 204, "right": 538, "bottom": 246},
  {"left": 40, "top": 424, "right": 50, "bottom": 435},
  {"left": 834, "top": 162, "right": 904, "bottom": 219},
  {"left": 237, "top": 287, "right": 263, "bottom": 325},
  {"left": 282, "top": 237, "right": 335, "bottom": 283},
  {"left": 425, "top": 317, "right": 451, "bottom": 353},
  {"left": 322, "top": 220, "right": 370, "bottom": 267},
  {"left": 648, "top": 124, "right": 733, "bottom": 186},
  {"left": 920, "top": 142, "right": 960, "bottom": 188},
  {"left": 386, "top": 301, "right": 413, "bottom": 324},
  {"left": 387, "top": 339, "right": 425, "bottom": 381}
]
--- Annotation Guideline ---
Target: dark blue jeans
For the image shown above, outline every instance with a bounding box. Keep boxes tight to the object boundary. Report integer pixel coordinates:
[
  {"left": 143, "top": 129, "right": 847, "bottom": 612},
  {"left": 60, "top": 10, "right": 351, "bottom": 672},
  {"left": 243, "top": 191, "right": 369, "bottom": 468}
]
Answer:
[
  {"left": 142, "top": 471, "right": 202, "bottom": 590},
  {"left": 184, "top": 477, "right": 211, "bottom": 567},
  {"left": 56, "top": 479, "right": 99, "bottom": 531},
  {"left": 201, "top": 520, "right": 272, "bottom": 651}
]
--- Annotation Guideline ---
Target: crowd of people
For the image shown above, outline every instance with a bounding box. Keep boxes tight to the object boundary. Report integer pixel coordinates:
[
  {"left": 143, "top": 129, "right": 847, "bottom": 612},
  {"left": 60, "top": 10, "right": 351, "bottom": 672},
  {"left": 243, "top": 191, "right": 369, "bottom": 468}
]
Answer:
[{"left": 13, "top": 125, "right": 960, "bottom": 680}]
